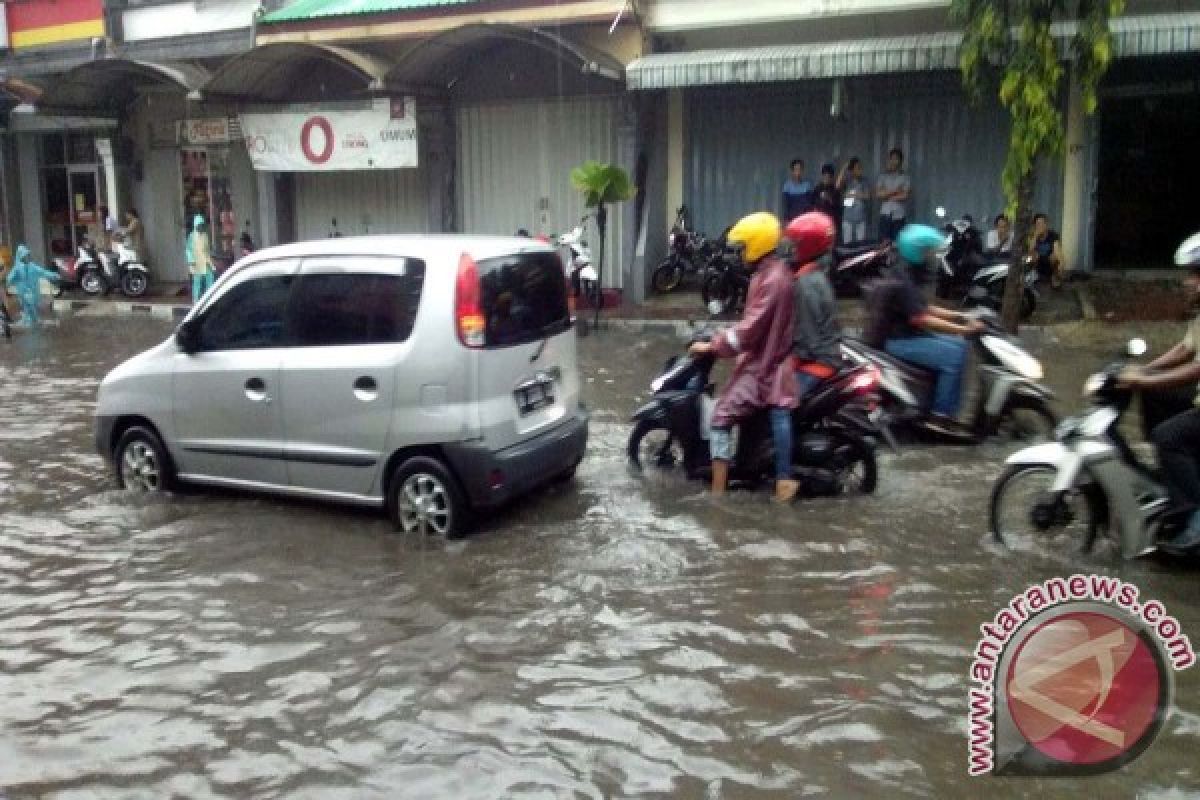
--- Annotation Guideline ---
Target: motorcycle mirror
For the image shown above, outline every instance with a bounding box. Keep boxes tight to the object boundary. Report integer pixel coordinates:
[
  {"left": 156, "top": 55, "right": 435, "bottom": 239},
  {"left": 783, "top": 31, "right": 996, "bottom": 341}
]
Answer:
[
  {"left": 935, "top": 206, "right": 947, "bottom": 219},
  {"left": 1126, "top": 338, "right": 1148, "bottom": 358}
]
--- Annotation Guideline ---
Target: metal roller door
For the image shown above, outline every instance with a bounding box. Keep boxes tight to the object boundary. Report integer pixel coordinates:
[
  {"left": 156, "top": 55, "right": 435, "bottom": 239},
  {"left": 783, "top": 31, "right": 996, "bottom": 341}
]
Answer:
[
  {"left": 295, "top": 168, "right": 429, "bottom": 241},
  {"left": 685, "top": 74, "right": 1062, "bottom": 239},
  {"left": 457, "top": 96, "right": 624, "bottom": 289}
]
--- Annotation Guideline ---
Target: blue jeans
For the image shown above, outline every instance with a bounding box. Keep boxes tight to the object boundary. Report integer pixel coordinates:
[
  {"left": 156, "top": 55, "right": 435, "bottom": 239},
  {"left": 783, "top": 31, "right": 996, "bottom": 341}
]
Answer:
[
  {"left": 770, "top": 372, "right": 823, "bottom": 479},
  {"left": 885, "top": 334, "right": 968, "bottom": 417}
]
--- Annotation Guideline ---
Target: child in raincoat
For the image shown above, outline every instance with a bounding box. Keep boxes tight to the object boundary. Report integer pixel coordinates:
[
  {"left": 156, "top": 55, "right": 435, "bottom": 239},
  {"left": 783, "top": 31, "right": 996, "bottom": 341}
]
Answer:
[
  {"left": 186, "top": 214, "right": 214, "bottom": 303},
  {"left": 7, "top": 245, "right": 59, "bottom": 326}
]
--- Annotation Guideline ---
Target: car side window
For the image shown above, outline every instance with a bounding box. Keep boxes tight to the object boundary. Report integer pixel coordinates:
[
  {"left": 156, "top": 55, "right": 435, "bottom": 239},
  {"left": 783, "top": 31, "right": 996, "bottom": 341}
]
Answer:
[
  {"left": 196, "top": 274, "right": 294, "bottom": 351},
  {"left": 288, "top": 267, "right": 425, "bottom": 347}
]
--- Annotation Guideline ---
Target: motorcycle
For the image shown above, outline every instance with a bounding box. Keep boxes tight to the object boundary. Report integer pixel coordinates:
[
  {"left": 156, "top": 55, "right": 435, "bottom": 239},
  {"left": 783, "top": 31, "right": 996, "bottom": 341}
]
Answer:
[
  {"left": 76, "top": 235, "right": 150, "bottom": 298},
  {"left": 840, "top": 307, "right": 1056, "bottom": 444},
  {"left": 963, "top": 257, "right": 1039, "bottom": 321},
  {"left": 828, "top": 240, "right": 892, "bottom": 298},
  {"left": 934, "top": 211, "right": 990, "bottom": 300},
  {"left": 557, "top": 216, "right": 601, "bottom": 310},
  {"left": 990, "top": 337, "right": 1192, "bottom": 560},
  {"left": 699, "top": 232, "right": 752, "bottom": 316},
  {"left": 627, "top": 331, "right": 883, "bottom": 496},
  {"left": 652, "top": 205, "right": 715, "bottom": 293}
]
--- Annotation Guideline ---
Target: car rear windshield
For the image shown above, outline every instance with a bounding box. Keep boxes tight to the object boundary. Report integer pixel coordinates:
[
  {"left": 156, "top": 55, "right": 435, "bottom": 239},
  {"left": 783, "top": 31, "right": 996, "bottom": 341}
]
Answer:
[{"left": 477, "top": 251, "right": 570, "bottom": 348}]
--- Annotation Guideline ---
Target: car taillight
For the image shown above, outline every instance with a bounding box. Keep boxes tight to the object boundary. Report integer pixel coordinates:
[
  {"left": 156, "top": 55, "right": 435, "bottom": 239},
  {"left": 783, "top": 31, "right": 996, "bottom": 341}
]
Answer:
[{"left": 455, "top": 252, "right": 485, "bottom": 348}]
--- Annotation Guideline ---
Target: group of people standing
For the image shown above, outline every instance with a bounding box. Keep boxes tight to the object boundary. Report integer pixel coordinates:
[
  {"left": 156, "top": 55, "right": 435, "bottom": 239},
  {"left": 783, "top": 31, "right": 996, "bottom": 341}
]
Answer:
[{"left": 781, "top": 148, "right": 911, "bottom": 245}]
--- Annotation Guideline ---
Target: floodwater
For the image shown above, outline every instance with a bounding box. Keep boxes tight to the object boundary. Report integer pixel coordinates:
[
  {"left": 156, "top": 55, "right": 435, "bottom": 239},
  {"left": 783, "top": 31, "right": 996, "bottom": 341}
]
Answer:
[{"left": 2, "top": 313, "right": 1200, "bottom": 799}]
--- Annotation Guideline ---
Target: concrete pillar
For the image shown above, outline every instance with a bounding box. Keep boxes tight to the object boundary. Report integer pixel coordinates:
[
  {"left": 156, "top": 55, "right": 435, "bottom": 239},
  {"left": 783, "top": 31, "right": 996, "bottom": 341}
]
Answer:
[
  {"left": 666, "top": 89, "right": 684, "bottom": 225},
  {"left": 1061, "top": 67, "right": 1089, "bottom": 273}
]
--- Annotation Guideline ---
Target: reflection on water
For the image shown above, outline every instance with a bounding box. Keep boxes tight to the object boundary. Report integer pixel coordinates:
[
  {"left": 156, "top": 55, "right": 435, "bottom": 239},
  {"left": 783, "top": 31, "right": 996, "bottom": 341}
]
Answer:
[{"left": 0, "top": 316, "right": 1198, "bottom": 798}]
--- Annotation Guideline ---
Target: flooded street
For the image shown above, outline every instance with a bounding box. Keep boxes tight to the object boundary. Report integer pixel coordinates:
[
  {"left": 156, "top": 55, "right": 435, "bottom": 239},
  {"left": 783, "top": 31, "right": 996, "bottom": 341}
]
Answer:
[{"left": 3, "top": 313, "right": 1200, "bottom": 798}]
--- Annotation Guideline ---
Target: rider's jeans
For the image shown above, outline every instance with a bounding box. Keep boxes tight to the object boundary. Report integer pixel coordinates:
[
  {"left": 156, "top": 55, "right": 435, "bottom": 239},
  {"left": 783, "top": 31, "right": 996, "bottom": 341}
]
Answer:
[
  {"left": 884, "top": 333, "right": 968, "bottom": 417},
  {"left": 1152, "top": 408, "right": 1200, "bottom": 517},
  {"left": 769, "top": 373, "right": 824, "bottom": 479}
]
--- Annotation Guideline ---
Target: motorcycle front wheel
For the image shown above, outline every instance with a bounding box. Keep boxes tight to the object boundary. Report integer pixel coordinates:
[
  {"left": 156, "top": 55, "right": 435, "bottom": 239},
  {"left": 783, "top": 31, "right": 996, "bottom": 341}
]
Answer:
[
  {"left": 122, "top": 270, "right": 149, "bottom": 297},
  {"left": 627, "top": 419, "right": 682, "bottom": 472},
  {"left": 651, "top": 257, "right": 685, "bottom": 293},
  {"left": 701, "top": 271, "right": 737, "bottom": 316},
  {"left": 80, "top": 269, "right": 105, "bottom": 295},
  {"left": 989, "top": 464, "right": 1103, "bottom": 554},
  {"left": 996, "top": 401, "right": 1056, "bottom": 443}
]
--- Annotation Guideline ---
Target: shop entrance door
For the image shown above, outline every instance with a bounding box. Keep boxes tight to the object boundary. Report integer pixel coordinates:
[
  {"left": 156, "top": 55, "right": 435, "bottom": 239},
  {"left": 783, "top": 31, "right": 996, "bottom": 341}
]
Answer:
[{"left": 68, "top": 168, "right": 100, "bottom": 251}]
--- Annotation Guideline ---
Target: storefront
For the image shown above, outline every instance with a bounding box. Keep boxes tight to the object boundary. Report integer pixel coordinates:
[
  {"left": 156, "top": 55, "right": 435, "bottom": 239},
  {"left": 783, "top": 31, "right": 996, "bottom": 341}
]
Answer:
[
  {"left": 239, "top": 97, "right": 426, "bottom": 242},
  {"left": 178, "top": 118, "right": 250, "bottom": 270}
]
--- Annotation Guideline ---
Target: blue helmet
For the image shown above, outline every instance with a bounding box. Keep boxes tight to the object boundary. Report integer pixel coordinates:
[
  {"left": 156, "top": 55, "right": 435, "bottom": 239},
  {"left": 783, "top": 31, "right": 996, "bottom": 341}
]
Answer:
[{"left": 895, "top": 224, "right": 949, "bottom": 266}]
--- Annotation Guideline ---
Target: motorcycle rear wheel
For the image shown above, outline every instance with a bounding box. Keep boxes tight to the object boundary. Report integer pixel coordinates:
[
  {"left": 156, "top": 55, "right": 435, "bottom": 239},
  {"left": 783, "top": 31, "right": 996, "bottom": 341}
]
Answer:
[
  {"left": 122, "top": 270, "right": 149, "bottom": 297},
  {"left": 652, "top": 257, "right": 685, "bottom": 293},
  {"left": 828, "top": 431, "right": 878, "bottom": 494},
  {"left": 990, "top": 463, "right": 1102, "bottom": 554}
]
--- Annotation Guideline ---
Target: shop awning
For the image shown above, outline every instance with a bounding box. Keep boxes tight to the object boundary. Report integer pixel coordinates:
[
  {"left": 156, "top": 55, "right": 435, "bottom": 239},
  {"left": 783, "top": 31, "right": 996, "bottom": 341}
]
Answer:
[
  {"left": 627, "top": 13, "right": 1200, "bottom": 90},
  {"left": 36, "top": 59, "right": 209, "bottom": 115},
  {"left": 202, "top": 42, "right": 391, "bottom": 102},
  {"left": 384, "top": 23, "right": 623, "bottom": 89}
]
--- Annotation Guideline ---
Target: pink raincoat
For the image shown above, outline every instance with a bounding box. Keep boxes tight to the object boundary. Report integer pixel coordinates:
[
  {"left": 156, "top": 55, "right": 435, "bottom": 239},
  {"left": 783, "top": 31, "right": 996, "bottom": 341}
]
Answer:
[{"left": 711, "top": 255, "right": 798, "bottom": 428}]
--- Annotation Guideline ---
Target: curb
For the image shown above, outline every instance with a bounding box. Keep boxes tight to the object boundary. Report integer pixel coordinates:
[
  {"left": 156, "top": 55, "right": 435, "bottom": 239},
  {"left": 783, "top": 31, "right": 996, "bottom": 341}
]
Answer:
[{"left": 52, "top": 297, "right": 189, "bottom": 320}]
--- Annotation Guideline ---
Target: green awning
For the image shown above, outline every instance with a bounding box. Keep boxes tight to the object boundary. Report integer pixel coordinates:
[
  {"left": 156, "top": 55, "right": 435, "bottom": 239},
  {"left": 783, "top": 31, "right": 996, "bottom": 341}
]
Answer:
[{"left": 262, "top": 0, "right": 485, "bottom": 24}]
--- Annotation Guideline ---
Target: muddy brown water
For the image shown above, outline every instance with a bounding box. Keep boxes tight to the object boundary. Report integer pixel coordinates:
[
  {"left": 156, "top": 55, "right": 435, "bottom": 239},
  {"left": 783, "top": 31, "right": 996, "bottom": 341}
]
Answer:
[{"left": 1, "top": 314, "right": 1199, "bottom": 798}]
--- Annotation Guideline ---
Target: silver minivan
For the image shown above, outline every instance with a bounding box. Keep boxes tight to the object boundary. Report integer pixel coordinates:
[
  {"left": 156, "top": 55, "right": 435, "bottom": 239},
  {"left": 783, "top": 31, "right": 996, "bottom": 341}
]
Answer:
[{"left": 94, "top": 235, "right": 588, "bottom": 538}]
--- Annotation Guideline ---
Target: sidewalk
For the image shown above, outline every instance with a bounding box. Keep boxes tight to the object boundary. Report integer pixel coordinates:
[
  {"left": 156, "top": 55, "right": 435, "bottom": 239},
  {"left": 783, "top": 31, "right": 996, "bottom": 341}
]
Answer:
[{"left": 50, "top": 281, "right": 192, "bottom": 320}]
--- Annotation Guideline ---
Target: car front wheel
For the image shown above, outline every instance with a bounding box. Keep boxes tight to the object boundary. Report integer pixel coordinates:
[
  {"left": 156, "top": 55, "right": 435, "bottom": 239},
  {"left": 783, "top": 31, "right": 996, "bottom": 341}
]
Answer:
[{"left": 114, "top": 425, "right": 174, "bottom": 492}]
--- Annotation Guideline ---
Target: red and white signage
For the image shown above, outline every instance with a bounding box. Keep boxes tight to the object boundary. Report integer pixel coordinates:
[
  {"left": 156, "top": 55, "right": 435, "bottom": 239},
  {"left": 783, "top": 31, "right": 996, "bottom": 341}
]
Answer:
[{"left": 239, "top": 98, "right": 418, "bottom": 172}]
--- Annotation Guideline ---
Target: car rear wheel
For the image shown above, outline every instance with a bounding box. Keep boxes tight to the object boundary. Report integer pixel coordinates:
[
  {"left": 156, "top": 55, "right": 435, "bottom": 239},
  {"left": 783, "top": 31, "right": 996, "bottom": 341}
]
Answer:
[{"left": 387, "top": 456, "right": 470, "bottom": 538}]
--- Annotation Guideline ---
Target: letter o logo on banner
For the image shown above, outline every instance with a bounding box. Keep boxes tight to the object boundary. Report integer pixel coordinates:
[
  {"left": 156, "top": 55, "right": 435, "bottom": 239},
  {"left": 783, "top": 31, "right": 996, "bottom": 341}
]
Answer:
[{"left": 301, "top": 116, "right": 334, "bottom": 164}]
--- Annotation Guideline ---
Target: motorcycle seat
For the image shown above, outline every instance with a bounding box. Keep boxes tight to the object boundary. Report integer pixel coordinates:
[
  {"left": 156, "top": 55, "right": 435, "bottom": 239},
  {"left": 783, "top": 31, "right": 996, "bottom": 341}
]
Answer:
[{"left": 845, "top": 337, "right": 938, "bottom": 383}]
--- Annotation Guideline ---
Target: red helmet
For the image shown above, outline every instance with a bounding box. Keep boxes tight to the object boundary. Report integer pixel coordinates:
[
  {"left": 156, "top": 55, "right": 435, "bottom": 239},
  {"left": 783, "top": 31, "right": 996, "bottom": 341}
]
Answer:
[{"left": 785, "top": 212, "right": 836, "bottom": 265}]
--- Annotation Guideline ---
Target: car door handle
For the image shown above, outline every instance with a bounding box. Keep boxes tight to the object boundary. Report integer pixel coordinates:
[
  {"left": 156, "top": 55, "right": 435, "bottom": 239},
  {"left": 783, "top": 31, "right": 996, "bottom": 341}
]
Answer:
[
  {"left": 353, "top": 376, "right": 378, "bottom": 402},
  {"left": 244, "top": 377, "right": 271, "bottom": 404}
]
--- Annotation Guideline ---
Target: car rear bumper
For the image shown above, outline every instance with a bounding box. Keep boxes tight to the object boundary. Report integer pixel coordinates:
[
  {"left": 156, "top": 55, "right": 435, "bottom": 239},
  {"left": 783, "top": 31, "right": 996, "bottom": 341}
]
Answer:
[{"left": 445, "top": 409, "right": 589, "bottom": 509}]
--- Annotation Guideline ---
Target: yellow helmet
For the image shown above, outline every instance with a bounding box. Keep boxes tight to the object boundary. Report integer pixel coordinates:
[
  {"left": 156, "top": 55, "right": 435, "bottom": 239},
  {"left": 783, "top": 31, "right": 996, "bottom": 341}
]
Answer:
[{"left": 726, "top": 212, "right": 782, "bottom": 264}]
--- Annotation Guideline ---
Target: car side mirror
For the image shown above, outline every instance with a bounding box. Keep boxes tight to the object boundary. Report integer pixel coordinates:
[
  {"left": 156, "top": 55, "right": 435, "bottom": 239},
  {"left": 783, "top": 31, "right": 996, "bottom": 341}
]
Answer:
[
  {"left": 176, "top": 320, "right": 200, "bottom": 354},
  {"left": 1126, "top": 338, "right": 1148, "bottom": 358}
]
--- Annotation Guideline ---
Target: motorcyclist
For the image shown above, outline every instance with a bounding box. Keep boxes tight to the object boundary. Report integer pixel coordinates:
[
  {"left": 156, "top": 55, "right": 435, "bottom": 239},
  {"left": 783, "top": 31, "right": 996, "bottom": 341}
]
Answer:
[
  {"left": 770, "top": 211, "right": 841, "bottom": 503},
  {"left": 1118, "top": 232, "right": 1200, "bottom": 554},
  {"left": 6, "top": 244, "right": 60, "bottom": 326},
  {"left": 864, "top": 224, "right": 985, "bottom": 432},
  {"left": 689, "top": 212, "right": 796, "bottom": 496}
]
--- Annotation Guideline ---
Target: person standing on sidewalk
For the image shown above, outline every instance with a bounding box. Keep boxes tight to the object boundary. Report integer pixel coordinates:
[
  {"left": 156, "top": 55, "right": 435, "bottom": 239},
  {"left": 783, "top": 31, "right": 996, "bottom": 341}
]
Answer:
[
  {"left": 875, "top": 148, "right": 910, "bottom": 242},
  {"left": 782, "top": 159, "right": 814, "bottom": 223},
  {"left": 186, "top": 215, "right": 214, "bottom": 304},
  {"left": 837, "top": 157, "right": 870, "bottom": 244}
]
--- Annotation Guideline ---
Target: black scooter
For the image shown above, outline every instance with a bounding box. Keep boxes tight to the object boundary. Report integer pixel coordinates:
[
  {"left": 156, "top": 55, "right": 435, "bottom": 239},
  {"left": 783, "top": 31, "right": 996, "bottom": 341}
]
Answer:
[
  {"left": 627, "top": 333, "right": 883, "bottom": 496},
  {"left": 652, "top": 205, "right": 716, "bottom": 293},
  {"left": 828, "top": 241, "right": 893, "bottom": 297}
]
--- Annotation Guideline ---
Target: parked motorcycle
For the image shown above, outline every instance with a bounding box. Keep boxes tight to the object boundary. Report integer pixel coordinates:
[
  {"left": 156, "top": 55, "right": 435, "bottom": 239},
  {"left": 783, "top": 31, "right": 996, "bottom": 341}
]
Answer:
[
  {"left": 990, "top": 337, "right": 1193, "bottom": 559},
  {"left": 557, "top": 216, "right": 601, "bottom": 310},
  {"left": 627, "top": 331, "right": 882, "bottom": 496},
  {"left": 828, "top": 240, "right": 892, "bottom": 297},
  {"left": 840, "top": 307, "right": 1056, "bottom": 444},
  {"left": 76, "top": 235, "right": 150, "bottom": 298},
  {"left": 934, "top": 211, "right": 990, "bottom": 299},
  {"left": 699, "top": 231, "right": 751, "bottom": 316},
  {"left": 652, "top": 205, "right": 715, "bottom": 293},
  {"left": 963, "top": 257, "right": 1039, "bottom": 321}
]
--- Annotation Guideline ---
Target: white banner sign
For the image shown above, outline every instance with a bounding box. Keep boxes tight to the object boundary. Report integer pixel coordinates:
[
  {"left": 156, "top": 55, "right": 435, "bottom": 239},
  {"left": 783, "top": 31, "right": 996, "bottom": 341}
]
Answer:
[
  {"left": 239, "top": 98, "right": 418, "bottom": 172},
  {"left": 179, "top": 118, "right": 231, "bottom": 145}
]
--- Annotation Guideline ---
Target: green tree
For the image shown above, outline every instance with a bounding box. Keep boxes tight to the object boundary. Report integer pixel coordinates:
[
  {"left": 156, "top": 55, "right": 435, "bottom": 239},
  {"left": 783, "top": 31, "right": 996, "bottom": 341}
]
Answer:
[
  {"left": 569, "top": 161, "right": 635, "bottom": 329},
  {"left": 952, "top": 0, "right": 1124, "bottom": 330}
]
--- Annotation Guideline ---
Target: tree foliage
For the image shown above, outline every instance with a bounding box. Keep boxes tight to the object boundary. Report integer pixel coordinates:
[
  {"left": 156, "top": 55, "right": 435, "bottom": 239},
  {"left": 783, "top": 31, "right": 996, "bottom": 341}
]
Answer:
[
  {"left": 951, "top": 0, "right": 1124, "bottom": 329},
  {"left": 570, "top": 161, "right": 634, "bottom": 328}
]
